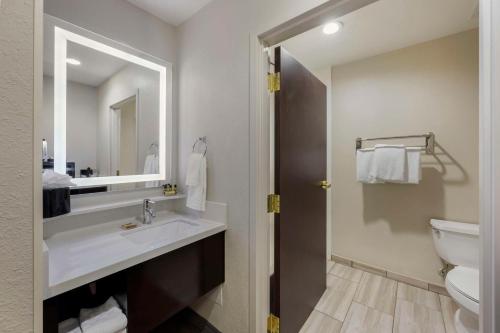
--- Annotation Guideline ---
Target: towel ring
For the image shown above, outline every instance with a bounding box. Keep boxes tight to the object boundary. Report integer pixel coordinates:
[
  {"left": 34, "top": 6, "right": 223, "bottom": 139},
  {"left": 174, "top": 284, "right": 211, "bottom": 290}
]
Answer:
[
  {"left": 192, "top": 137, "right": 208, "bottom": 157},
  {"left": 149, "top": 143, "right": 159, "bottom": 156}
]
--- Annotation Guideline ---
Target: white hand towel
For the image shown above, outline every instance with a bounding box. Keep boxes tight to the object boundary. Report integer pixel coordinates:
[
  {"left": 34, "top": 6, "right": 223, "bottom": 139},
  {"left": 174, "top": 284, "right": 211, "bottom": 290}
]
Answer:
[
  {"left": 80, "top": 297, "right": 127, "bottom": 333},
  {"left": 406, "top": 147, "right": 422, "bottom": 184},
  {"left": 58, "top": 318, "right": 82, "bottom": 333},
  {"left": 370, "top": 144, "right": 407, "bottom": 182},
  {"left": 356, "top": 148, "right": 380, "bottom": 183},
  {"left": 186, "top": 154, "right": 207, "bottom": 212},
  {"left": 143, "top": 154, "right": 160, "bottom": 188},
  {"left": 186, "top": 153, "right": 203, "bottom": 186}
]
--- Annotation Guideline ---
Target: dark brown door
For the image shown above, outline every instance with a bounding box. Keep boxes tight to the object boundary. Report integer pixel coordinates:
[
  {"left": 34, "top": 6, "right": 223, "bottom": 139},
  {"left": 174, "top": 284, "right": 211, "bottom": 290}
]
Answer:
[{"left": 271, "top": 47, "right": 327, "bottom": 333}]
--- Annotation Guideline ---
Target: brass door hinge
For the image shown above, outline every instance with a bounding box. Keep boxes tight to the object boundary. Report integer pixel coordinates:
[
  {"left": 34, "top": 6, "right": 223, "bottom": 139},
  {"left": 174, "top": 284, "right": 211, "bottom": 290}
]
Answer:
[
  {"left": 267, "top": 314, "right": 280, "bottom": 333},
  {"left": 267, "top": 194, "right": 280, "bottom": 214},
  {"left": 268, "top": 72, "right": 280, "bottom": 93}
]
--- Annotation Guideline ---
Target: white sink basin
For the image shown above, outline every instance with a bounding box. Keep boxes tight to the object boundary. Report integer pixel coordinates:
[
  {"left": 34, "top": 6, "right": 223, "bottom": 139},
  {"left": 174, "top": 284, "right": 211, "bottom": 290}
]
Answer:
[{"left": 123, "top": 219, "right": 200, "bottom": 246}]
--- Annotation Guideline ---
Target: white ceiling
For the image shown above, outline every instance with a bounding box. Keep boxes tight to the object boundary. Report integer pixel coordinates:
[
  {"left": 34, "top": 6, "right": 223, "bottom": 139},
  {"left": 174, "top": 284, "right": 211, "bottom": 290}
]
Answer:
[
  {"left": 125, "top": 0, "right": 213, "bottom": 26},
  {"left": 282, "top": 0, "right": 479, "bottom": 71}
]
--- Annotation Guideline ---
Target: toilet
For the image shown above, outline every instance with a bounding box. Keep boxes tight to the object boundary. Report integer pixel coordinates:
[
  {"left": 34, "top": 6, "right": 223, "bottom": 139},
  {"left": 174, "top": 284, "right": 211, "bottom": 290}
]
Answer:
[{"left": 430, "top": 219, "right": 479, "bottom": 333}]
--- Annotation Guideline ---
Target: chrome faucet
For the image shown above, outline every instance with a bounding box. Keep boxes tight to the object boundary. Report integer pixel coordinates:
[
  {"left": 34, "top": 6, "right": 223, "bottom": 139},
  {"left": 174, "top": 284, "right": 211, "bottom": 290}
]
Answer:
[{"left": 142, "top": 199, "right": 156, "bottom": 224}]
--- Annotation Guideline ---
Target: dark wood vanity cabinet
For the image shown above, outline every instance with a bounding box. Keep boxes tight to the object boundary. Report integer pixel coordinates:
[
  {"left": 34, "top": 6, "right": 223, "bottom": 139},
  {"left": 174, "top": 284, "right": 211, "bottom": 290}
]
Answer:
[
  {"left": 44, "top": 232, "right": 225, "bottom": 333},
  {"left": 127, "top": 232, "right": 225, "bottom": 333}
]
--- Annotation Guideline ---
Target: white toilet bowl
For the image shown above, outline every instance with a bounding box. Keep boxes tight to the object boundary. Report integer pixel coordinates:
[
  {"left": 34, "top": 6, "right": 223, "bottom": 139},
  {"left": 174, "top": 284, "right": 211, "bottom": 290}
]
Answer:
[{"left": 430, "top": 219, "right": 479, "bottom": 333}]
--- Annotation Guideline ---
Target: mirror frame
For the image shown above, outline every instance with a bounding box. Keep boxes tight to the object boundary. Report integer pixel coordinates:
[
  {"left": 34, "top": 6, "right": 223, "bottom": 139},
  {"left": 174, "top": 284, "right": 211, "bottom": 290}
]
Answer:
[{"left": 53, "top": 25, "right": 172, "bottom": 187}]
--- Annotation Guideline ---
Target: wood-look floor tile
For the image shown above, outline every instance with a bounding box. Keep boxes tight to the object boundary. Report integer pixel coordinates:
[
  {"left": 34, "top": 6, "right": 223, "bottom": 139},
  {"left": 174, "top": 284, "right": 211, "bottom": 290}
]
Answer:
[
  {"left": 300, "top": 310, "right": 342, "bottom": 333},
  {"left": 327, "top": 260, "right": 335, "bottom": 273},
  {"left": 354, "top": 272, "right": 397, "bottom": 315},
  {"left": 327, "top": 274, "right": 358, "bottom": 290},
  {"left": 394, "top": 299, "right": 446, "bottom": 333},
  {"left": 439, "top": 295, "right": 459, "bottom": 333},
  {"left": 316, "top": 277, "right": 359, "bottom": 321},
  {"left": 330, "top": 264, "right": 363, "bottom": 282},
  {"left": 397, "top": 282, "right": 441, "bottom": 311},
  {"left": 340, "top": 302, "right": 393, "bottom": 333}
]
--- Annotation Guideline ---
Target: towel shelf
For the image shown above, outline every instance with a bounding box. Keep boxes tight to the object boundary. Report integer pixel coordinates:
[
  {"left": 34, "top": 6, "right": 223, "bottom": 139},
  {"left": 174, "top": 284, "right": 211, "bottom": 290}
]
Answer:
[{"left": 355, "top": 132, "right": 435, "bottom": 154}]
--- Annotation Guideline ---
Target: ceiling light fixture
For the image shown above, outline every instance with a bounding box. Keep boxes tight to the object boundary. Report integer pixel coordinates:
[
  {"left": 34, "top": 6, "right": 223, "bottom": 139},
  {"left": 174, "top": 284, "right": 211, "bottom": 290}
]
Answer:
[
  {"left": 323, "top": 22, "right": 343, "bottom": 35},
  {"left": 66, "top": 58, "right": 81, "bottom": 66}
]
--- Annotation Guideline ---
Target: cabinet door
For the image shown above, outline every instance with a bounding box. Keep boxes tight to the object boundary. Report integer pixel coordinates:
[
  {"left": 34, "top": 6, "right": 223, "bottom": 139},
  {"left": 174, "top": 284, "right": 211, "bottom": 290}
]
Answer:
[{"left": 127, "top": 232, "right": 225, "bottom": 333}]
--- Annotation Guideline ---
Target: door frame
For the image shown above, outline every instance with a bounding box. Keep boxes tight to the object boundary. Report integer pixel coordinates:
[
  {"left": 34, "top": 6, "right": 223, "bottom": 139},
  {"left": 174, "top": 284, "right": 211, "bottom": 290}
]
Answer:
[
  {"left": 109, "top": 92, "right": 140, "bottom": 178},
  {"left": 249, "top": 1, "right": 379, "bottom": 332},
  {"left": 34, "top": 0, "right": 44, "bottom": 331},
  {"left": 249, "top": 1, "right": 499, "bottom": 332},
  {"left": 478, "top": 0, "right": 500, "bottom": 331}
]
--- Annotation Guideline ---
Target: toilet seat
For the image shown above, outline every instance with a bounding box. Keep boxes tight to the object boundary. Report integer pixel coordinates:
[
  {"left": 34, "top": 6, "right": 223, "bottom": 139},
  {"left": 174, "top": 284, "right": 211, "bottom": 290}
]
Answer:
[{"left": 445, "top": 266, "right": 479, "bottom": 315}]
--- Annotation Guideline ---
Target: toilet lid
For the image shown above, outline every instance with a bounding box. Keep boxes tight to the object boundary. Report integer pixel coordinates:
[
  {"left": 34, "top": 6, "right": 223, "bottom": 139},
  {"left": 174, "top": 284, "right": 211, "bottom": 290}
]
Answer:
[{"left": 447, "top": 266, "right": 479, "bottom": 303}]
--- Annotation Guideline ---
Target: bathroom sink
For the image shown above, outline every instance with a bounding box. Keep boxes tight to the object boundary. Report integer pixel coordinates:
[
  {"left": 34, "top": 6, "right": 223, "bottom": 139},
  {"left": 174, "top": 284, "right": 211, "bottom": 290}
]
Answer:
[{"left": 122, "top": 219, "right": 200, "bottom": 246}]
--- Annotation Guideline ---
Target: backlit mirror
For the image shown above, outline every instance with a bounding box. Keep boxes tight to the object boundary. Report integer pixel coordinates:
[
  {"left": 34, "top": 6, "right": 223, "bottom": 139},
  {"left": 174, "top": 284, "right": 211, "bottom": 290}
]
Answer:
[{"left": 42, "top": 15, "right": 172, "bottom": 190}]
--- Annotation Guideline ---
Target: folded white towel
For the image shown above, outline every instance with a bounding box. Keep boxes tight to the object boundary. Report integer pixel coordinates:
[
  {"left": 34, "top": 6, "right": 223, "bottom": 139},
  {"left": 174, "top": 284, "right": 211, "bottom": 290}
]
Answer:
[
  {"left": 80, "top": 297, "right": 127, "bottom": 333},
  {"left": 58, "top": 318, "right": 81, "bottom": 333},
  {"left": 370, "top": 144, "right": 406, "bottom": 182},
  {"left": 186, "top": 153, "right": 207, "bottom": 212},
  {"left": 356, "top": 148, "right": 379, "bottom": 183},
  {"left": 406, "top": 147, "right": 422, "bottom": 184}
]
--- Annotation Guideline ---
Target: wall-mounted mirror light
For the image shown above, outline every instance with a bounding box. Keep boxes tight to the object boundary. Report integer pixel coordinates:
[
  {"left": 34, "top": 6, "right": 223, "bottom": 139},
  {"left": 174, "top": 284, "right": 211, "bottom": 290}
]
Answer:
[{"left": 43, "top": 16, "right": 173, "bottom": 189}]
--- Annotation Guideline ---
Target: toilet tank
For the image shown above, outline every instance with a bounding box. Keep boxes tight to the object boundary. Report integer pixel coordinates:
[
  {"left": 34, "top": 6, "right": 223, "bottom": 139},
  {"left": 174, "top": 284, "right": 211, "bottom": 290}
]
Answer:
[{"left": 430, "top": 219, "right": 479, "bottom": 269}]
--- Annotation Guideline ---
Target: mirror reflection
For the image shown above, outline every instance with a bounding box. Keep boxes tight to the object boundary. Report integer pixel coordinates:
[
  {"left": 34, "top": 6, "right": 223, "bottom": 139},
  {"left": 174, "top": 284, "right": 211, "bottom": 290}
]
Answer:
[{"left": 42, "top": 16, "right": 169, "bottom": 190}]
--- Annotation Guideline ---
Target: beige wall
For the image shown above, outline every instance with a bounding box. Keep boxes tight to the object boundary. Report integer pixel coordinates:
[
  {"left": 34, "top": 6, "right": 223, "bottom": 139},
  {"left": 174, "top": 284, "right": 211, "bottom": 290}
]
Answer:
[
  {"left": 331, "top": 29, "right": 479, "bottom": 285},
  {"left": 0, "top": 0, "right": 35, "bottom": 332}
]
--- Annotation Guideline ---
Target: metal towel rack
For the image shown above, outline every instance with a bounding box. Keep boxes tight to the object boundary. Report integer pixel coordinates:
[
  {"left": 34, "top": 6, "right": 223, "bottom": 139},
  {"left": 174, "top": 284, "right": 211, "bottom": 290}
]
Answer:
[
  {"left": 192, "top": 136, "right": 208, "bottom": 156},
  {"left": 355, "top": 132, "right": 435, "bottom": 154}
]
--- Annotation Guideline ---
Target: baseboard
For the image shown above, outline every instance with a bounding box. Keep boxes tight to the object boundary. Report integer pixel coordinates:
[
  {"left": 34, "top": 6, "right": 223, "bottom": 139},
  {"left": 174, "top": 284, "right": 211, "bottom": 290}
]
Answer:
[{"left": 331, "top": 254, "right": 449, "bottom": 296}]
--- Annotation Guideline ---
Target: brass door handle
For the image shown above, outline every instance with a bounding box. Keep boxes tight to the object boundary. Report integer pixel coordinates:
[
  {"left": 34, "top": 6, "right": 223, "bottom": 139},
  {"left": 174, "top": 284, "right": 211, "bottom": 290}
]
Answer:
[{"left": 319, "top": 180, "right": 331, "bottom": 190}]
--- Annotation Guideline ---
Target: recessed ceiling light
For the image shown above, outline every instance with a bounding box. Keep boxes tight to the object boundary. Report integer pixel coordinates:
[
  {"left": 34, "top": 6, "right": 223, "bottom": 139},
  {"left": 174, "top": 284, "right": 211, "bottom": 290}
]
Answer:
[
  {"left": 66, "top": 58, "right": 81, "bottom": 66},
  {"left": 323, "top": 22, "right": 343, "bottom": 35}
]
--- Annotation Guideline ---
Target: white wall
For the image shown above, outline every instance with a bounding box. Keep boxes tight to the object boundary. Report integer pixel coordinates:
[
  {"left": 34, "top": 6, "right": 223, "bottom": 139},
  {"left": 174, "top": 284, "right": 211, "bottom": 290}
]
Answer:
[
  {"left": 331, "top": 30, "right": 479, "bottom": 285},
  {"left": 176, "top": 0, "right": 332, "bottom": 331},
  {"left": 0, "top": 0, "right": 35, "bottom": 331},
  {"left": 43, "top": 76, "right": 99, "bottom": 177}
]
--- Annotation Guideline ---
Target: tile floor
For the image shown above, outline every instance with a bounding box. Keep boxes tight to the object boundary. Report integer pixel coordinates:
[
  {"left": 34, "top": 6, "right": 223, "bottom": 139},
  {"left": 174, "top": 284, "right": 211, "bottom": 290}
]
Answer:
[{"left": 300, "top": 262, "right": 459, "bottom": 333}]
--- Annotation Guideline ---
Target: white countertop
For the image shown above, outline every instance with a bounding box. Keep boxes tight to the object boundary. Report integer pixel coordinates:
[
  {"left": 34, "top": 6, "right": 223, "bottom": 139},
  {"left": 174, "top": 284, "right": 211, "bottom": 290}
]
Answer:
[{"left": 44, "top": 211, "right": 226, "bottom": 299}]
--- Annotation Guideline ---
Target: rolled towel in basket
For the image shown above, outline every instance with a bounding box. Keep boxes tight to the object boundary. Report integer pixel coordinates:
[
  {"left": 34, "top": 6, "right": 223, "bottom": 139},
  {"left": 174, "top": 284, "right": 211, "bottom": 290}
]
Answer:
[{"left": 80, "top": 297, "right": 127, "bottom": 333}]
